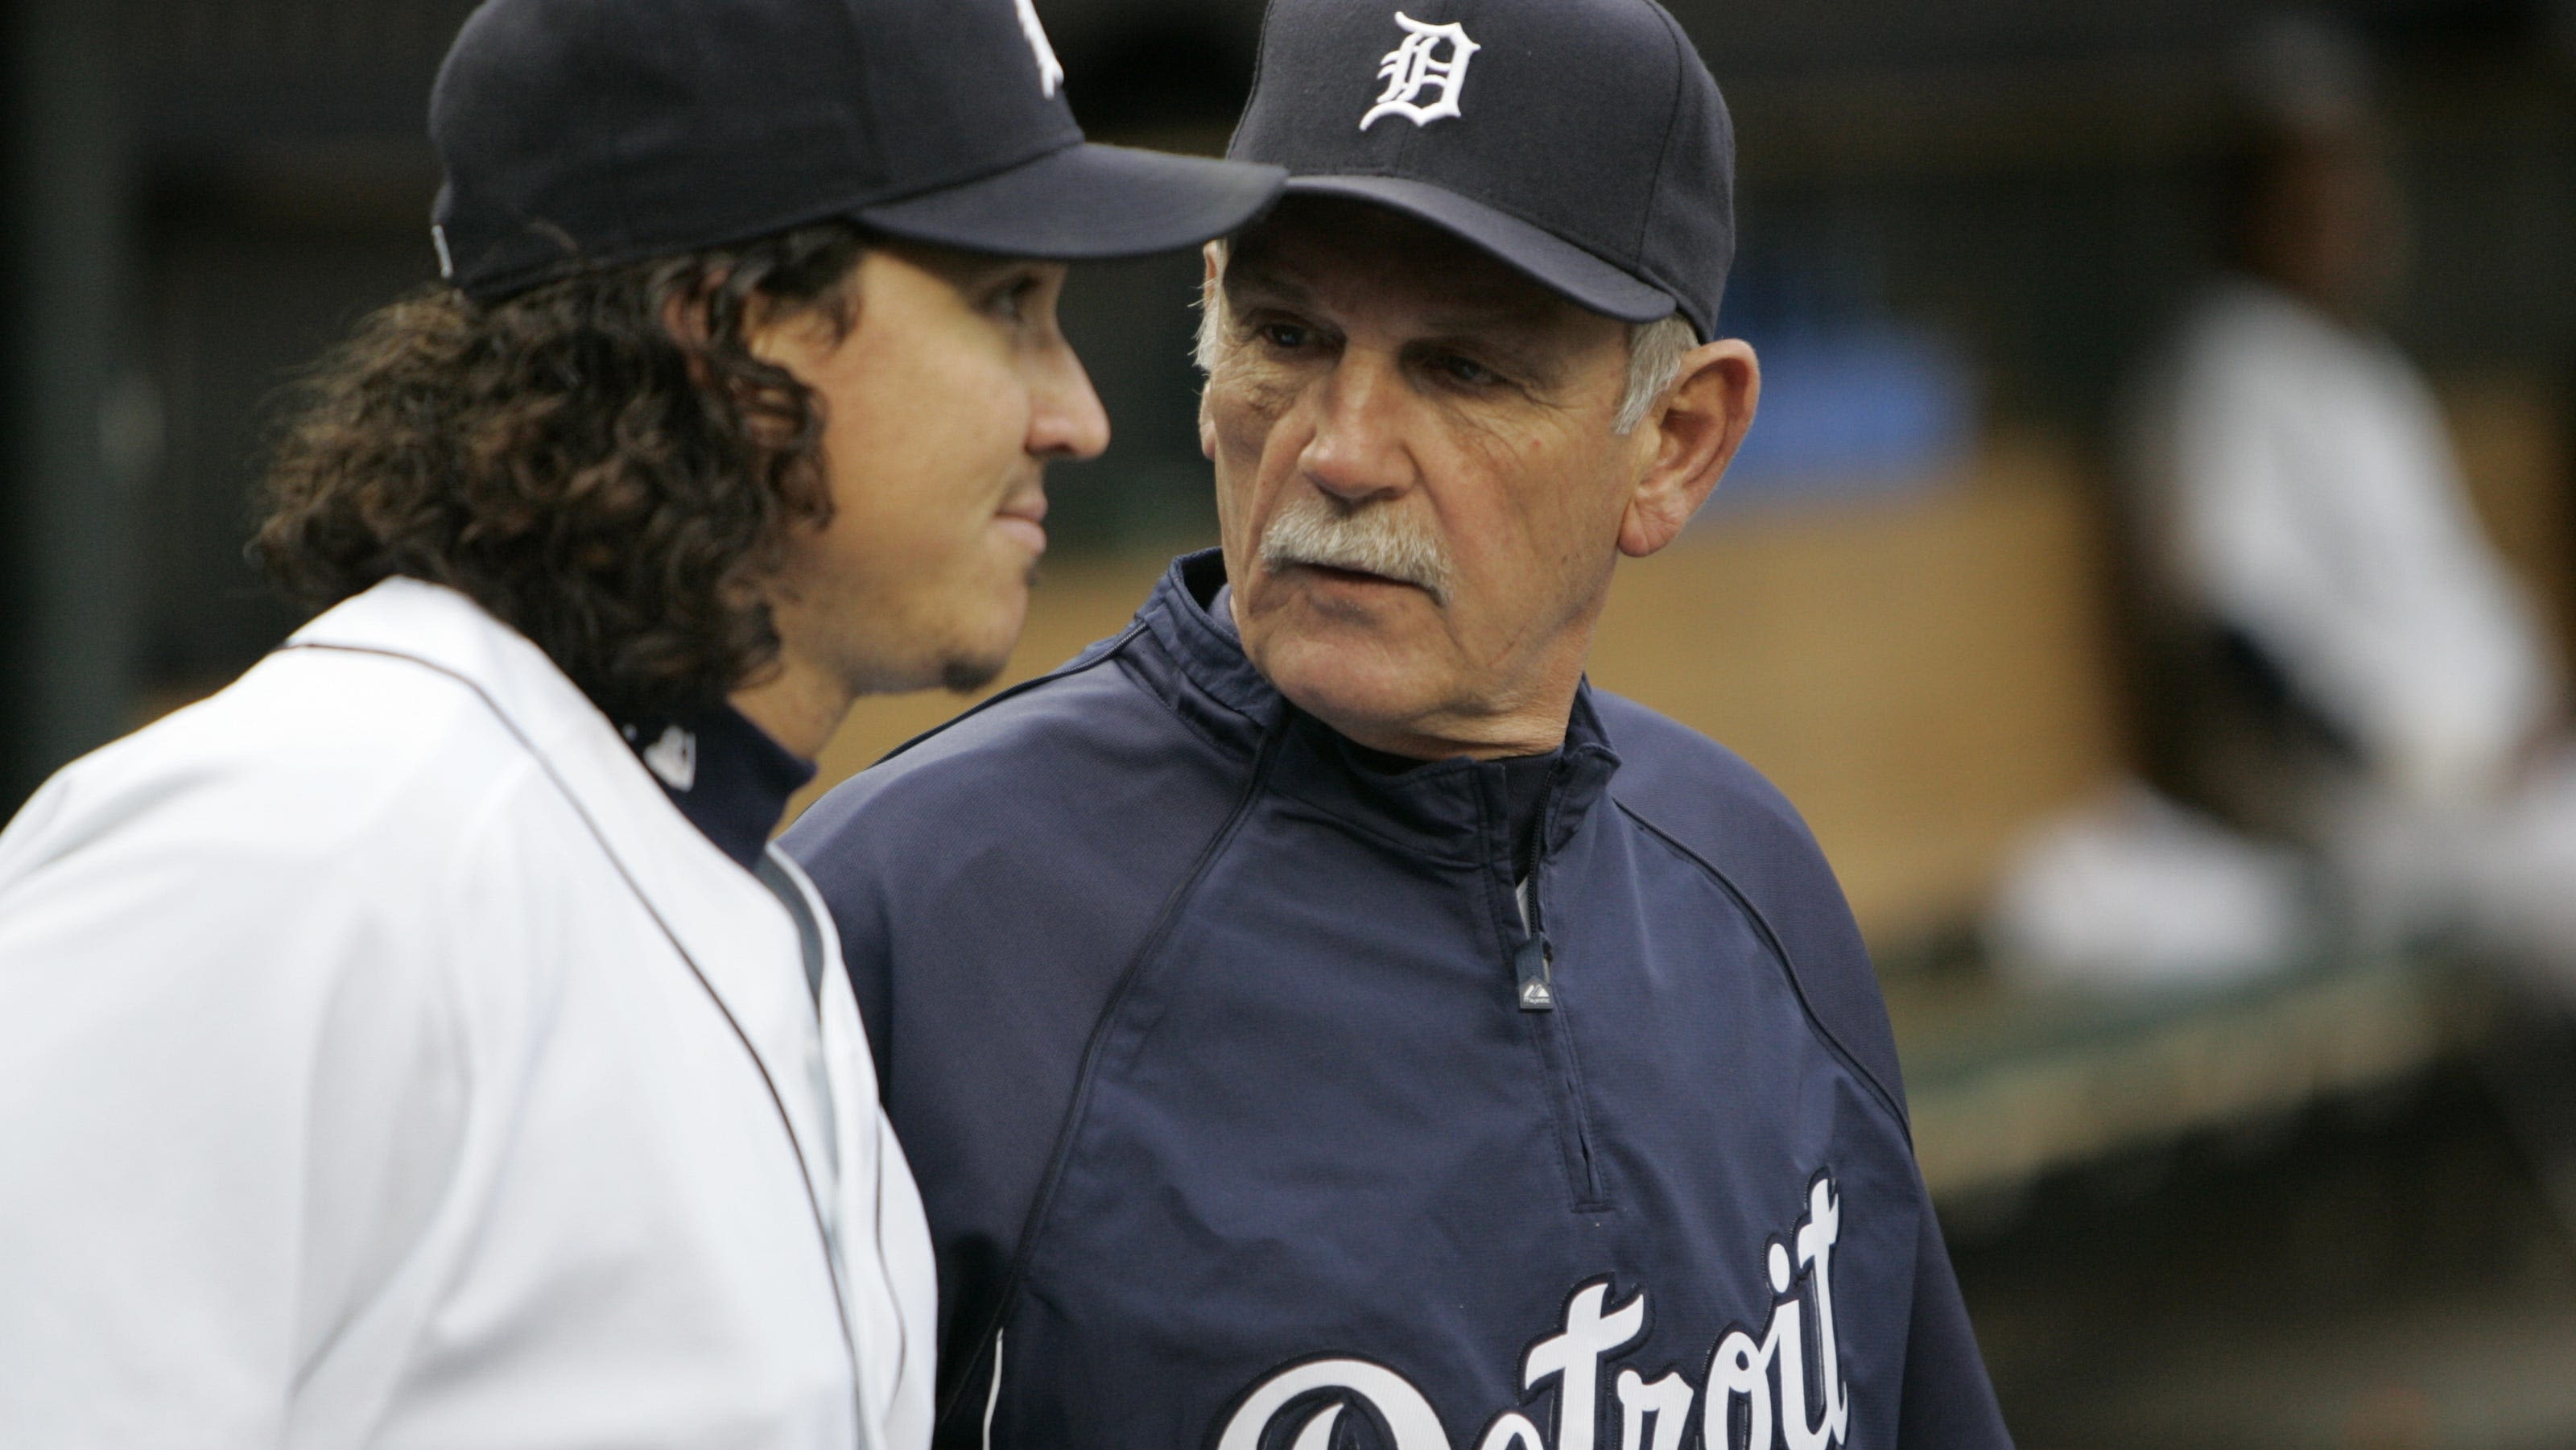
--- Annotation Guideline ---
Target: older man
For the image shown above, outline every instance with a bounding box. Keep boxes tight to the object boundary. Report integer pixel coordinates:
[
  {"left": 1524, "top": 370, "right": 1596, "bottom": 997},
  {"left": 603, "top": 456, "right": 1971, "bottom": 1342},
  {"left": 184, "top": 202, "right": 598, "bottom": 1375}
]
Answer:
[{"left": 786, "top": 0, "right": 2009, "bottom": 1445}]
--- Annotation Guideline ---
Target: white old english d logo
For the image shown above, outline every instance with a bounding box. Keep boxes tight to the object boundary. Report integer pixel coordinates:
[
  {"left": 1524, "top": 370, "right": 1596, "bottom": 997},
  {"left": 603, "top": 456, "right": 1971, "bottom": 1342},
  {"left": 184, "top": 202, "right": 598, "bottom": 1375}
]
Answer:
[{"left": 1360, "top": 12, "right": 1480, "bottom": 130}]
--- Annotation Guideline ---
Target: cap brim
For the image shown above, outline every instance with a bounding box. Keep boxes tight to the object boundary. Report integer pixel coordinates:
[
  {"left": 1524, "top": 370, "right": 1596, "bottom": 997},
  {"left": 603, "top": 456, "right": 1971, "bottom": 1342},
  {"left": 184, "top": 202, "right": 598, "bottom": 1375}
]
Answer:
[
  {"left": 1278, "top": 175, "right": 1680, "bottom": 327},
  {"left": 857, "top": 143, "right": 1286, "bottom": 261}
]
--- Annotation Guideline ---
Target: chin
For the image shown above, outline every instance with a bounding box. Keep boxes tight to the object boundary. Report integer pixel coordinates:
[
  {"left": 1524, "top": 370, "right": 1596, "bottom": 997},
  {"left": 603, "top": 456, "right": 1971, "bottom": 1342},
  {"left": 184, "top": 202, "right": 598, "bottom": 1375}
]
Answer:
[
  {"left": 1252, "top": 630, "right": 1446, "bottom": 742},
  {"left": 844, "top": 592, "right": 1024, "bottom": 697},
  {"left": 937, "top": 654, "right": 1009, "bottom": 694},
  {"left": 854, "top": 635, "right": 1010, "bottom": 697},
  {"left": 936, "top": 597, "right": 1027, "bottom": 694}
]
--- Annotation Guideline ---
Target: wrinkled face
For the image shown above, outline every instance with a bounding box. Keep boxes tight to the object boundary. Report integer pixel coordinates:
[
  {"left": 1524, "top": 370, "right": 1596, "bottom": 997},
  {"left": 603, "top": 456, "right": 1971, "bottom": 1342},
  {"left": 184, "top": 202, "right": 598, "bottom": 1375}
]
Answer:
[
  {"left": 1199, "top": 200, "right": 1646, "bottom": 756},
  {"left": 756, "top": 242, "right": 1108, "bottom": 698}
]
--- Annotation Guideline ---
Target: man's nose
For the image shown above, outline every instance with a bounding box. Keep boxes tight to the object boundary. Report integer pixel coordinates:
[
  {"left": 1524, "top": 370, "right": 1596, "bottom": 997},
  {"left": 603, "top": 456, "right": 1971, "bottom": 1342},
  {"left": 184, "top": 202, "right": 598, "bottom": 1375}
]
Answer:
[
  {"left": 1030, "top": 342, "right": 1111, "bottom": 462},
  {"left": 1296, "top": 351, "right": 1413, "bottom": 504}
]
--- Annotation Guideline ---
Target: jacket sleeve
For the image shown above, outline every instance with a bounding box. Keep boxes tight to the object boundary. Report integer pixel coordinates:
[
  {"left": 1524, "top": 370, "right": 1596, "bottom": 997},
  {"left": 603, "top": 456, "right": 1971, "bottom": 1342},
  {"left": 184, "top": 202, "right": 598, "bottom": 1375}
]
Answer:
[
  {"left": 0, "top": 775, "right": 471, "bottom": 1448},
  {"left": 1897, "top": 1190, "right": 2014, "bottom": 1448}
]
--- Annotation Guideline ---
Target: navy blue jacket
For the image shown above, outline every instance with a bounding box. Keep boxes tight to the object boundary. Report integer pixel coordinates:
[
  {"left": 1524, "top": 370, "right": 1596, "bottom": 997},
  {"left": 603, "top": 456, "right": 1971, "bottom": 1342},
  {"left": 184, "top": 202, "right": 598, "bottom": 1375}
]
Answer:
[{"left": 786, "top": 552, "right": 2009, "bottom": 1450}]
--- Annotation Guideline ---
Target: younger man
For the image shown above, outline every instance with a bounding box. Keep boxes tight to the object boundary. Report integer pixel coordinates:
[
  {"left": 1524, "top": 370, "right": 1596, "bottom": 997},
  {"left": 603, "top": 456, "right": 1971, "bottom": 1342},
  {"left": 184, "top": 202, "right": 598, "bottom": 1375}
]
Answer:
[{"left": 0, "top": 1, "right": 1278, "bottom": 1445}]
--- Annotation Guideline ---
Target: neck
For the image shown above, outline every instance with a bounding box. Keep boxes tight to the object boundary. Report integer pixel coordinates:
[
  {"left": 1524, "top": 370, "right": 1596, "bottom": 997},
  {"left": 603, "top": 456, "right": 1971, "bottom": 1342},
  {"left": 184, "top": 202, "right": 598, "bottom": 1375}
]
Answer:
[
  {"left": 1324, "top": 688, "right": 1579, "bottom": 761},
  {"left": 727, "top": 654, "right": 848, "bottom": 764}
]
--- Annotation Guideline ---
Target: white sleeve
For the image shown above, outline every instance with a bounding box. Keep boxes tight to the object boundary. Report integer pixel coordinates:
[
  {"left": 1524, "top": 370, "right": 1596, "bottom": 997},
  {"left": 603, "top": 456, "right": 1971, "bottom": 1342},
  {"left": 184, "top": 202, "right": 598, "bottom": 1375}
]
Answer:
[
  {"left": 2166, "top": 341, "right": 2382, "bottom": 725},
  {"left": 2163, "top": 327, "right": 2553, "bottom": 799},
  {"left": 0, "top": 770, "right": 469, "bottom": 1449},
  {"left": 2358, "top": 371, "right": 2559, "bottom": 792}
]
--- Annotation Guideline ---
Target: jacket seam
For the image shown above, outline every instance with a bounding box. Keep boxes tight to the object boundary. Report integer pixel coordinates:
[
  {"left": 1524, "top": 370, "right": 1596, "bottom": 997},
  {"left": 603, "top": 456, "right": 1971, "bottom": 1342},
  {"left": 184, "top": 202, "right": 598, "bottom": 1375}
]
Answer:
[
  {"left": 929, "top": 715, "right": 1292, "bottom": 1438},
  {"left": 1124, "top": 648, "right": 1276, "bottom": 759},
  {"left": 1612, "top": 799, "right": 1913, "bottom": 1141},
  {"left": 873, "top": 625, "right": 1147, "bottom": 769}
]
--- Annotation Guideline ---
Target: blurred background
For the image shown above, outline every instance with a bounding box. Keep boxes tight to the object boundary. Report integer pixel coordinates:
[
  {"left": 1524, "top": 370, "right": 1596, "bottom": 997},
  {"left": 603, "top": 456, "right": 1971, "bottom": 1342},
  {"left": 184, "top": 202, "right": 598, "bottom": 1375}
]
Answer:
[{"left": 5, "top": 0, "right": 2575, "bottom": 1444}]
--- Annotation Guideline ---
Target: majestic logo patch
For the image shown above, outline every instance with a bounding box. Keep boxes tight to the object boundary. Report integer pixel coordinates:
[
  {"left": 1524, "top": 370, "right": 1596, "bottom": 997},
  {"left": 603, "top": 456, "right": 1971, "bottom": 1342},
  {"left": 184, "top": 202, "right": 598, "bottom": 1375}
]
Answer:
[
  {"left": 1216, "top": 1176, "right": 1849, "bottom": 1450},
  {"left": 1014, "top": 0, "right": 1066, "bottom": 97},
  {"left": 1360, "top": 12, "right": 1480, "bottom": 131},
  {"left": 638, "top": 723, "right": 698, "bottom": 792}
]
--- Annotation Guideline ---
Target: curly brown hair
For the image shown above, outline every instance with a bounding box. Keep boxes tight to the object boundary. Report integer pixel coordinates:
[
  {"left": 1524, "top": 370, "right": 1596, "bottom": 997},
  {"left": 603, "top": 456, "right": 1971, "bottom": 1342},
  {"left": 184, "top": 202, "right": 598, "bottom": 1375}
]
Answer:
[{"left": 254, "top": 221, "right": 870, "bottom": 722}]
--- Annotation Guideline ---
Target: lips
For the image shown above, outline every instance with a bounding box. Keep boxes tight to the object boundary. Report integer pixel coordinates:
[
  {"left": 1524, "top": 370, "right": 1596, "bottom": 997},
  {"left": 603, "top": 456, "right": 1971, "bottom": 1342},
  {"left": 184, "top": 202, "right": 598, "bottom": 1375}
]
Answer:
[
  {"left": 996, "top": 485, "right": 1048, "bottom": 524},
  {"left": 1295, "top": 562, "right": 1406, "bottom": 589},
  {"left": 994, "top": 490, "right": 1049, "bottom": 556}
]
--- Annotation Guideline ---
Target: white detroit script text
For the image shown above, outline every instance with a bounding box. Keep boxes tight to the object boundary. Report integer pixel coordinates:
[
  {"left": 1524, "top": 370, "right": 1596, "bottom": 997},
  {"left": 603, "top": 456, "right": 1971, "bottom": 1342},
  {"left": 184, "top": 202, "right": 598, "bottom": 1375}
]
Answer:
[{"left": 1216, "top": 1176, "right": 1851, "bottom": 1450}]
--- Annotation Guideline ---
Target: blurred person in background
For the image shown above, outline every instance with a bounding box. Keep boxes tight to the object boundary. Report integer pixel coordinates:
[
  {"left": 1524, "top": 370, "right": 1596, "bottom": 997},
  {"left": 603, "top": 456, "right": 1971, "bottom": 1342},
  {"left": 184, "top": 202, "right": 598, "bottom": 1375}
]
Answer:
[
  {"left": 2124, "top": 14, "right": 2576, "bottom": 981},
  {"left": 0, "top": 0, "right": 1278, "bottom": 1444},
  {"left": 786, "top": 0, "right": 2011, "bottom": 1444}
]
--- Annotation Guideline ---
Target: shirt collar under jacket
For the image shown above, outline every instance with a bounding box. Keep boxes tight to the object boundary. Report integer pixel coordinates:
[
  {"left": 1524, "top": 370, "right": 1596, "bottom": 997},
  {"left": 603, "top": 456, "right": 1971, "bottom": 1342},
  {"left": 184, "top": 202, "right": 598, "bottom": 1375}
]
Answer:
[{"left": 1133, "top": 549, "right": 1622, "bottom": 871}]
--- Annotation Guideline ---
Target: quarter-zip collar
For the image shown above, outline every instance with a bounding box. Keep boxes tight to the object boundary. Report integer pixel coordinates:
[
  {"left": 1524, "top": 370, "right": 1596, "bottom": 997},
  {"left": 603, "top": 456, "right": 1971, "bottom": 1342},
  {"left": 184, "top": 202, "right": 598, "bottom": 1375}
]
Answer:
[{"left": 1127, "top": 550, "right": 1623, "bottom": 871}]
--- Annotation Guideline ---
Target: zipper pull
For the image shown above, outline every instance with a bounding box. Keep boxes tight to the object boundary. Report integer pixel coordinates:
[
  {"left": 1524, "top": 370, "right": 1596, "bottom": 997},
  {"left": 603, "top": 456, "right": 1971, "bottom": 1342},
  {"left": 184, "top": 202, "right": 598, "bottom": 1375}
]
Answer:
[{"left": 1515, "top": 933, "right": 1554, "bottom": 1012}]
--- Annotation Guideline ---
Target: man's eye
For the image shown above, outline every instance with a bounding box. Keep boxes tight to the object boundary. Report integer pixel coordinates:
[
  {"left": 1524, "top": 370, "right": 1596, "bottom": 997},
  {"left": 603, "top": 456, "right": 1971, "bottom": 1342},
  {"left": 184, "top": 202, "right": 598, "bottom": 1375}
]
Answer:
[
  {"left": 986, "top": 278, "right": 1039, "bottom": 321},
  {"left": 1435, "top": 353, "right": 1501, "bottom": 386},
  {"left": 1257, "top": 322, "right": 1311, "bottom": 349}
]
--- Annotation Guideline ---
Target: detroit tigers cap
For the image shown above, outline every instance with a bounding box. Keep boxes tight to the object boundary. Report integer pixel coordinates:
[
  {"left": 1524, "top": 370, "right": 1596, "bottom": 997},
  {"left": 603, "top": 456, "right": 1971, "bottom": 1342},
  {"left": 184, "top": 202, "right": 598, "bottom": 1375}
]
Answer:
[
  {"left": 429, "top": 0, "right": 1287, "bottom": 304},
  {"left": 1228, "top": 0, "right": 1734, "bottom": 340}
]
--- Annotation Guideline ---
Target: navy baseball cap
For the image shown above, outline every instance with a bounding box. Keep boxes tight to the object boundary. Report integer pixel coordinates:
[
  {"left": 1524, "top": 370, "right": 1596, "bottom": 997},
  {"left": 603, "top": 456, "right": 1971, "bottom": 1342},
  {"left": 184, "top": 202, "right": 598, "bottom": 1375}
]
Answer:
[
  {"left": 1228, "top": 0, "right": 1734, "bottom": 340},
  {"left": 430, "top": 0, "right": 1288, "bottom": 303}
]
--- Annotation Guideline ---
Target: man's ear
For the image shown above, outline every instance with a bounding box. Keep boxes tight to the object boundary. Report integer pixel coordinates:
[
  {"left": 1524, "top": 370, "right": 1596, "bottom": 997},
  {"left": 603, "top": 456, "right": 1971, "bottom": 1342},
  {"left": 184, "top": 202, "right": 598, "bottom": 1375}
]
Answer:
[
  {"left": 1618, "top": 339, "right": 1759, "bottom": 559},
  {"left": 667, "top": 275, "right": 822, "bottom": 450},
  {"left": 1197, "top": 241, "right": 1226, "bottom": 461},
  {"left": 658, "top": 275, "right": 756, "bottom": 389},
  {"left": 659, "top": 287, "right": 711, "bottom": 355},
  {"left": 663, "top": 268, "right": 808, "bottom": 360}
]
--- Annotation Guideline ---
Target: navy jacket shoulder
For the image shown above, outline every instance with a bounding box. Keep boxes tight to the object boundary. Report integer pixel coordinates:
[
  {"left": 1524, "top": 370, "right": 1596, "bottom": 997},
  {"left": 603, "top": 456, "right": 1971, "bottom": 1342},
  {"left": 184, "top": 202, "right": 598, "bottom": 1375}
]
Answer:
[{"left": 1589, "top": 692, "right": 1910, "bottom": 1130}]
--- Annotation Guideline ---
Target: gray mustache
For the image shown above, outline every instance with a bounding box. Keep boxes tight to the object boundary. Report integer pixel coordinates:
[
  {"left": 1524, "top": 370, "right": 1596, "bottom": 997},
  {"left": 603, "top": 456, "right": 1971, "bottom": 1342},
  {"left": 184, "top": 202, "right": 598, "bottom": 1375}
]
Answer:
[{"left": 1257, "top": 497, "right": 1454, "bottom": 604}]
